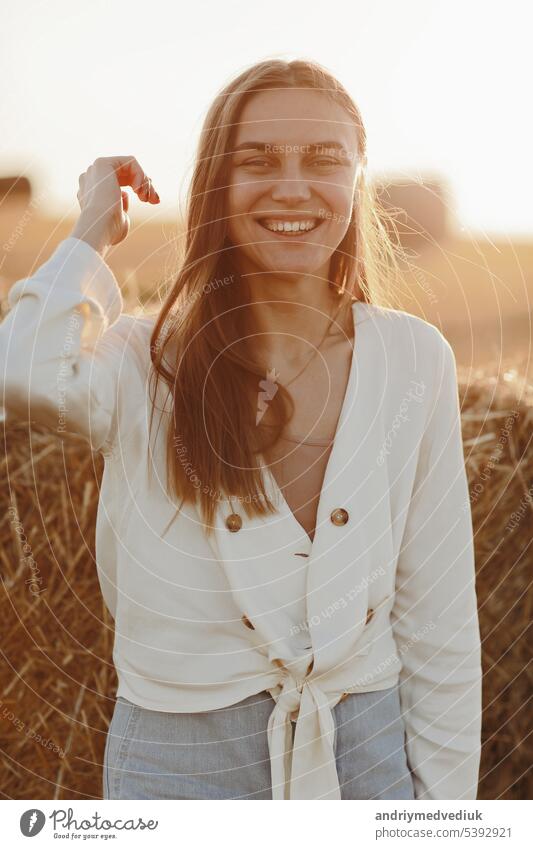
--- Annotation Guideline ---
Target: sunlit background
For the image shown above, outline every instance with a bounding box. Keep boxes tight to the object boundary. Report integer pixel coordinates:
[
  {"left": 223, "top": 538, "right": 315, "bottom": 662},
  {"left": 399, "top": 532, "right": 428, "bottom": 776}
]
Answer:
[
  {"left": 0, "top": 2, "right": 532, "bottom": 803},
  {"left": 1, "top": 0, "right": 532, "bottom": 369}
]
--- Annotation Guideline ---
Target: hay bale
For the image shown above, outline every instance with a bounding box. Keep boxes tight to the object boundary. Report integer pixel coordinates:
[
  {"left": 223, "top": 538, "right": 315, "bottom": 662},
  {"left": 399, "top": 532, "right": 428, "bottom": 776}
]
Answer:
[{"left": 0, "top": 368, "right": 531, "bottom": 800}]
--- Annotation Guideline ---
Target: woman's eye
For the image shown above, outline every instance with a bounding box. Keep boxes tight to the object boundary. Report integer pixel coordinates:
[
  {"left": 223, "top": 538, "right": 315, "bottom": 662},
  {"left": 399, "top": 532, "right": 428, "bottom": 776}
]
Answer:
[
  {"left": 241, "top": 158, "right": 273, "bottom": 168},
  {"left": 234, "top": 156, "right": 341, "bottom": 170}
]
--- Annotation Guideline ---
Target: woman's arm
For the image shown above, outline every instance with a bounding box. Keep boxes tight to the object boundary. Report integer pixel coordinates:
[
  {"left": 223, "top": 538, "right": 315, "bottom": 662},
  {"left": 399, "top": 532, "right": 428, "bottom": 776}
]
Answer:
[
  {"left": 0, "top": 156, "right": 160, "bottom": 455},
  {"left": 390, "top": 334, "right": 483, "bottom": 800},
  {"left": 1, "top": 236, "right": 135, "bottom": 454}
]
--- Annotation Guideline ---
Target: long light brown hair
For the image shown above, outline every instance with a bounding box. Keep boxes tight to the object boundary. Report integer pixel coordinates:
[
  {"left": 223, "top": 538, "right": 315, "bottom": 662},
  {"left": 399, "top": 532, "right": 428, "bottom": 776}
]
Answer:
[{"left": 148, "top": 58, "right": 403, "bottom": 536}]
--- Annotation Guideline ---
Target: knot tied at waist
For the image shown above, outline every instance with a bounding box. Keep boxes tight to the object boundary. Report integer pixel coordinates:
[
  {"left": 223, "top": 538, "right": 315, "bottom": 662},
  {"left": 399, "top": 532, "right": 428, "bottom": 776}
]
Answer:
[{"left": 266, "top": 671, "right": 342, "bottom": 800}]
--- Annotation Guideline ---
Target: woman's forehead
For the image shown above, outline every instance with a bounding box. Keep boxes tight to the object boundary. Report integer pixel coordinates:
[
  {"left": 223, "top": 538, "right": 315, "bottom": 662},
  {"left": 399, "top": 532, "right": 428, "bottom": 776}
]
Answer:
[{"left": 233, "top": 89, "right": 358, "bottom": 150}]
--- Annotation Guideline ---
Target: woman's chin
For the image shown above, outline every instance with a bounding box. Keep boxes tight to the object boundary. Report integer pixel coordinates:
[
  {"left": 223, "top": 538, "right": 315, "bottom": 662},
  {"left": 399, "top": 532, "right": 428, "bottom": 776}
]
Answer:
[{"left": 248, "top": 247, "right": 332, "bottom": 277}]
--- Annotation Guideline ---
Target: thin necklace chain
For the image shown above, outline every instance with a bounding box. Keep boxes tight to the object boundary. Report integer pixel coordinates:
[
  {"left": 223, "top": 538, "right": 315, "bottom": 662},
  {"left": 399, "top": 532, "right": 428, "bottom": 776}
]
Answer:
[{"left": 283, "top": 297, "right": 354, "bottom": 389}]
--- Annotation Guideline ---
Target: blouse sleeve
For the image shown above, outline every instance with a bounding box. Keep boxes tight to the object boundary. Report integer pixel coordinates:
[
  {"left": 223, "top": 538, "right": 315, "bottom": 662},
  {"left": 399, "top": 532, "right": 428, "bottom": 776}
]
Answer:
[
  {"left": 390, "top": 334, "right": 483, "bottom": 800},
  {"left": 0, "top": 236, "right": 143, "bottom": 455}
]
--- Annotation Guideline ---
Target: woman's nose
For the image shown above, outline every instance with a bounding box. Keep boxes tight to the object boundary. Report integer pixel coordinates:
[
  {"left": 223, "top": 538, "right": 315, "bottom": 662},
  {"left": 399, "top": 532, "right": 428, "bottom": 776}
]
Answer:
[{"left": 270, "top": 169, "right": 312, "bottom": 205}]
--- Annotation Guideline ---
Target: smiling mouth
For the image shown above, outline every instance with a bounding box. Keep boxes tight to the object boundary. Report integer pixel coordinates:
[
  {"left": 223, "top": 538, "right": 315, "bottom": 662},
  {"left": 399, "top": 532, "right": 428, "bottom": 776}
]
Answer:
[{"left": 256, "top": 217, "right": 323, "bottom": 236}]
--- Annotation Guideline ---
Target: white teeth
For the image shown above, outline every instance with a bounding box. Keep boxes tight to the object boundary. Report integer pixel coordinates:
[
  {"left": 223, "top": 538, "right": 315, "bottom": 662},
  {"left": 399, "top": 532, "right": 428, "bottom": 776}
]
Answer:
[{"left": 260, "top": 219, "right": 318, "bottom": 233}]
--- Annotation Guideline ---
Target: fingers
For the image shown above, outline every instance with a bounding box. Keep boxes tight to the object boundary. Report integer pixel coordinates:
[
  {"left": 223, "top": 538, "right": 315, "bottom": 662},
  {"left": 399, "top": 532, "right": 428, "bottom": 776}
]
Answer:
[
  {"left": 115, "top": 156, "right": 160, "bottom": 203},
  {"left": 140, "top": 175, "right": 160, "bottom": 204},
  {"left": 94, "top": 155, "right": 160, "bottom": 203},
  {"left": 121, "top": 190, "right": 129, "bottom": 213}
]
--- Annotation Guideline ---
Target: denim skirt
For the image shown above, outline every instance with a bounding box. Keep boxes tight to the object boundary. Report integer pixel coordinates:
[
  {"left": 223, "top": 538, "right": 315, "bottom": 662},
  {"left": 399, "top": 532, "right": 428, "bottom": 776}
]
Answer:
[{"left": 102, "top": 683, "right": 415, "bottom": 800}]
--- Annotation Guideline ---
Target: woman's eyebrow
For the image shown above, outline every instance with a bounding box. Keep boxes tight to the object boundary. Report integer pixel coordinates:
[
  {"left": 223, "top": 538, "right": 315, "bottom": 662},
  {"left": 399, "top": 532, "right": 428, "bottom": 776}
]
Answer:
[
  {"left": 232, "top": 142, "right": 267, "bottom": 152},
  {"left": 310, "top": 141, "right": 349, "bottom": 152}
]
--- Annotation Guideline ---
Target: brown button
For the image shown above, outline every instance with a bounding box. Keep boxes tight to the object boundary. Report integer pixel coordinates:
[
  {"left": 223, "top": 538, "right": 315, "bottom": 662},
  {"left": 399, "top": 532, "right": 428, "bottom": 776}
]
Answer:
[
  {"left": 241, "top": 614, "right": 255, "bottom": 630},
  {"left": 272, "top": 658, "right": 285, "bottom": 669},
  {"left": 225, "top": 512, "right": 242, "bottom": 532},
  {"left": 330, "top": 507, "right": 349, "bottom": 526},
  {"left": 365, "top": 608, "right": 374, "bottom": 625},
  {"left": 340, "top": 692, "right": 350, "bottom": 702}
]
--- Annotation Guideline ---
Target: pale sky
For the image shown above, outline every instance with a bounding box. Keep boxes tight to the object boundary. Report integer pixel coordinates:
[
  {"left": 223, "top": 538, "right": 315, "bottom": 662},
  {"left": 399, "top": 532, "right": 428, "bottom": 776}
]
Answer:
[{"left": 1, "top": 0, "right": 531, "bottom": 237}]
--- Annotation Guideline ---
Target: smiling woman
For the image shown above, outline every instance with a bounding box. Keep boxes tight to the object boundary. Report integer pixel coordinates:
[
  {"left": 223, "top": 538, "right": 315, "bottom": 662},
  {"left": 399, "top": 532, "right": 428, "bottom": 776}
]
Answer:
[
  {"left": 149, "top": 62, "right": 393, "bottom": 536},
  {"left": 0, "top": 57, "right": 482, "bottom": 802}
]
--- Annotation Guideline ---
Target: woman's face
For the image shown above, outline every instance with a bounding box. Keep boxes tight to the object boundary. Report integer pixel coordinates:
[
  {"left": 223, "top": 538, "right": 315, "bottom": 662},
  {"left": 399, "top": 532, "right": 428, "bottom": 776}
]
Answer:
[{"left": 226, "top": 88, "right": 361, "bottom": 280}]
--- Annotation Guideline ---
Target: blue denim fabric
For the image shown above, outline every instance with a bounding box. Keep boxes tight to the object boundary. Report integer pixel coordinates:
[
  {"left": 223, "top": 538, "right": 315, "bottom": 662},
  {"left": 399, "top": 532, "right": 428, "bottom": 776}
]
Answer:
[{"left": 103, "top": 683, "right": 415, "bottom": 800}]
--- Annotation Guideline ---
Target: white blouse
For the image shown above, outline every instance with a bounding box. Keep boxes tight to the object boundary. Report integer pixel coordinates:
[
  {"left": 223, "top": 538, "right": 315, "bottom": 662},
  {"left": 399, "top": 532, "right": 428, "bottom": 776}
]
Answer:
[
  {"left": 267, "top": 432, "right": 334, "bottom": 654},
  {"left": 0, "top": 237, "right": 483, "bottom": 800}
]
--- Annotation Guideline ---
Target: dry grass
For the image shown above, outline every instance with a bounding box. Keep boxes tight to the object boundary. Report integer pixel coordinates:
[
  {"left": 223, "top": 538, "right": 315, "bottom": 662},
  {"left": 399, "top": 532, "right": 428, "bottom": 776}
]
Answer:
[{"left": 0, "top": 367, "right": 532, "bottom": 800}]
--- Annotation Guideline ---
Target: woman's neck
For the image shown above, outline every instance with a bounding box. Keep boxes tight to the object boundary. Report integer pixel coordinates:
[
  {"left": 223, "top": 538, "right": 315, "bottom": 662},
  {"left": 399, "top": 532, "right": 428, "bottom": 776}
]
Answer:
[{"left": 243, "top": 273, "right": 355, "bottom": 364}]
